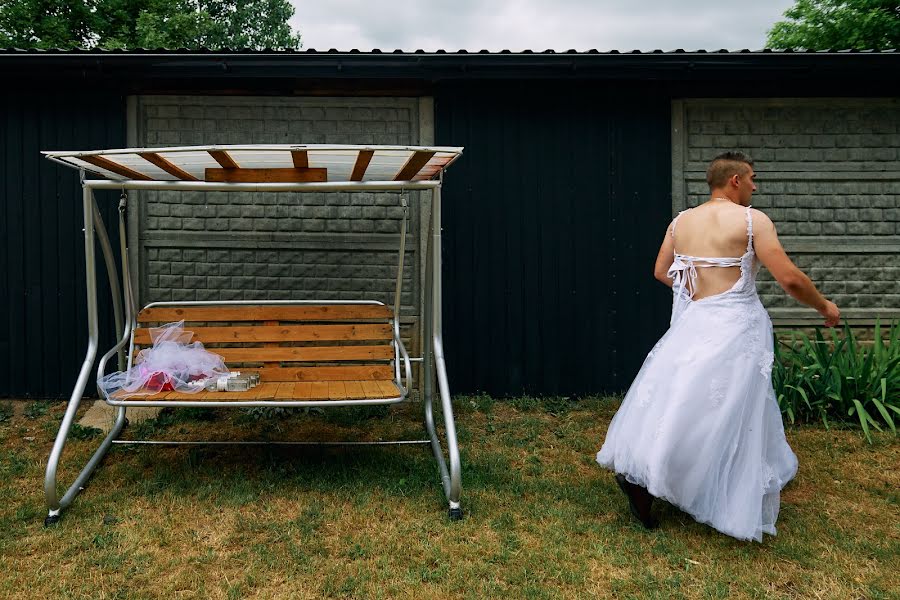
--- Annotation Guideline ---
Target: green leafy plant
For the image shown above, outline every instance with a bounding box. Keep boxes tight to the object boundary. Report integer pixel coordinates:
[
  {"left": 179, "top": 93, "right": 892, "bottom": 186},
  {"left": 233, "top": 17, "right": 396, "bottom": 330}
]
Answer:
[
  {"left": 23, "top": 401, "right": 51, "bottom": 420},
  {"left": 0, "top": 402, "right": 13, "bottom": 424},
  {"left": 774, "top": 319, "right": 900, "bottom": 443},
  {"left": 68, "top": 423, "right": 103, "bottom": 440}
]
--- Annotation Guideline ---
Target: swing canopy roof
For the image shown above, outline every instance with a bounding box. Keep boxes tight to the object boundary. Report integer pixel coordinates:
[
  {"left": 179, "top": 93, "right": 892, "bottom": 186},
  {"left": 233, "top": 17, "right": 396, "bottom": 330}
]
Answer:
[{"left": 43, "top": 144, "right": 463, "bottom": 184}]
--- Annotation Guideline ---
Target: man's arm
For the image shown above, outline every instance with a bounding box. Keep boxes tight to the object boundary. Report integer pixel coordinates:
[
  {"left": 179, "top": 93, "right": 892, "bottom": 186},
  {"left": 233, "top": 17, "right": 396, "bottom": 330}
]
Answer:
[
  {"left": 653, "top": 222, "right": 676, "bottom": 288},
  {"left": 752, "top": 209, "right": 840, "bottom": 327}
]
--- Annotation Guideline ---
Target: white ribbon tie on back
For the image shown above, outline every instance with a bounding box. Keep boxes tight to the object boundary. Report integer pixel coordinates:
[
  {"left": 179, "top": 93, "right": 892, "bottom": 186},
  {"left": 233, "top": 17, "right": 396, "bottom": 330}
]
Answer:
[{"left": 667, "top": 254, "right": 744, "bottom": 301}]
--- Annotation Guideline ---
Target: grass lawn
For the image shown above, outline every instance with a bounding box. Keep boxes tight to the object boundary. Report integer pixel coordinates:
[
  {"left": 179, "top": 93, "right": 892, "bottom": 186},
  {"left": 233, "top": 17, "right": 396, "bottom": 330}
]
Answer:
[{"left": 0, "top": 396, "right": 897, "bottom": 599}]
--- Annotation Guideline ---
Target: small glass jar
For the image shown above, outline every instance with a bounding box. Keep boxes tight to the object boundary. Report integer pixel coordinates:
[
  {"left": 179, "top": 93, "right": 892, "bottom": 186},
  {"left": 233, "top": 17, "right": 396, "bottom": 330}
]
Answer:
[{"left": 226, "top": 376, "right": 250, "bottom": 392}]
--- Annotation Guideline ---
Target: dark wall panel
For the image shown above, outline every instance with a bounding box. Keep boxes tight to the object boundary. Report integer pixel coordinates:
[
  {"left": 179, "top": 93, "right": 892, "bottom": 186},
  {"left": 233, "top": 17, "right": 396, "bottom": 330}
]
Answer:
[
  {"left": 0, "top": 94, "right": 125, "bottom": 398},
  {"left": 436, "top": 81, "right": 672, "bottom": 396},
  {"left": 3, "top": 80, "right": 671, "bottom": 399}
]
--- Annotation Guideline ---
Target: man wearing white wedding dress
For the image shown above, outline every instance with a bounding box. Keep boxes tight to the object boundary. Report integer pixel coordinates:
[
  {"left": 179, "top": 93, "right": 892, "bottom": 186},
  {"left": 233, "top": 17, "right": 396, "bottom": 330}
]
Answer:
[{"left": 596, "top": 151, "right": 841, "bottom": 541}]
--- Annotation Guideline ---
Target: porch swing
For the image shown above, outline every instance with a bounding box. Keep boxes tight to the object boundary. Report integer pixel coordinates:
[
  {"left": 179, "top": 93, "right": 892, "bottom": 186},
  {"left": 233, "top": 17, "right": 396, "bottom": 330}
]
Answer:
[{"left": 42, "top": 144, "right": 464, "bottom": 524}]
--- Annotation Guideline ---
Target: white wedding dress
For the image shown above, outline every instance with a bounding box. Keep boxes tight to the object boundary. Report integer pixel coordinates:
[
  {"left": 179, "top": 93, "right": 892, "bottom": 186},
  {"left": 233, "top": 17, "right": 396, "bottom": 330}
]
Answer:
[{"left": 596, "top": 206, "right": 798, "bottom": 542}]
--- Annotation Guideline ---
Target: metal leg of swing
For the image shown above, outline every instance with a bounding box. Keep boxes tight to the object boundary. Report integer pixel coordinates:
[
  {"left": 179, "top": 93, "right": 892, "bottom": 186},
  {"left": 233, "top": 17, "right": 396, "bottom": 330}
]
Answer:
[
  {"left": 44, "top": 184, "right": 126, "bottom": 525},
  {"left": 423, "top": 351, "right": 463, "bottom": 520},
  {"left": 435, "top": 338, "right": 462, "bottom": 520},
  {"left": 44, "top": 406, "right": 127, "bottom": 526},
  {"left": 423, "top": 184, "right": 462, "bottom": 520}
]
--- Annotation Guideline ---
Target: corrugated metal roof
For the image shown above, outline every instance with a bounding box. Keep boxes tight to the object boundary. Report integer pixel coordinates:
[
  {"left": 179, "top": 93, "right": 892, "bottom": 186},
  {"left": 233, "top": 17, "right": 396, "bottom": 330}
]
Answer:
[
  {"left": 1, "top": 48, "right": 896, "bottom": 88},
  {"left": 1, "top": 47, "right": 898, "bottom": 54}
]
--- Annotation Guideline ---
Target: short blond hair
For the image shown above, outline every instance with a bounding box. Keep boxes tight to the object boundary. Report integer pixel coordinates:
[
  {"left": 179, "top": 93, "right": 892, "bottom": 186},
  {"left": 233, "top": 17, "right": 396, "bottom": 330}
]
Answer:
[{"left": 706, "top": 152, "right": 753, "bottom": 189}]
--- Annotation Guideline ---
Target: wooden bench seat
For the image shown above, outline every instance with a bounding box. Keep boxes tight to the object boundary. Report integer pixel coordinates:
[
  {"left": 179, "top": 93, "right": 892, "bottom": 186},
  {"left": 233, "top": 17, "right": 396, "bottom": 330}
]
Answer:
[
  {"left": 112, "top": 380, "right": 401, "bottom": 402},
  {"left": 113, "top": 303, "right": 407, "bottom": 404}
]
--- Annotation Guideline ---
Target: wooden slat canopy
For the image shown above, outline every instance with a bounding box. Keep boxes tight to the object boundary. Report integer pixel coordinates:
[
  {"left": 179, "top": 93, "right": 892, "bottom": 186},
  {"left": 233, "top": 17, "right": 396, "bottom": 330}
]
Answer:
[{"left": 43, "top": 144, "right": 463, "bottom": 184}]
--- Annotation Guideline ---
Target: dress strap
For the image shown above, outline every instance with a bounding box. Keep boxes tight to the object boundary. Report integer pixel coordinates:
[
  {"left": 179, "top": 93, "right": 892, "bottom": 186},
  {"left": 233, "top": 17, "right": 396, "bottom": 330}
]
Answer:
[
  {"left": 745, "top": 206, "right": 754, "bottom": 252},
  {"left": 671, "top": 209, "right": 688, "bottom": 238}
]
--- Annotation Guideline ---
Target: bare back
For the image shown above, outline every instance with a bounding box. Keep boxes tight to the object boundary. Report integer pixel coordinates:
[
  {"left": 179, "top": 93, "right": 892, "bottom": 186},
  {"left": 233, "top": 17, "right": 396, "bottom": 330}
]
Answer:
[{"left": 672, "top": 202, "right": 751, "bottom": 300}]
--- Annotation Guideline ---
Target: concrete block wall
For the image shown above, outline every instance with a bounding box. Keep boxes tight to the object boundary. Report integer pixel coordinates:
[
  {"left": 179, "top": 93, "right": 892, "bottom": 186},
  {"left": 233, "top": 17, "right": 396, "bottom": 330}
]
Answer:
[
  {"left": 672, "top": 99, "right": 900, "bottom": 325},
  {"left": 128, "top": 95, "right": 429, "bottom": 350}
]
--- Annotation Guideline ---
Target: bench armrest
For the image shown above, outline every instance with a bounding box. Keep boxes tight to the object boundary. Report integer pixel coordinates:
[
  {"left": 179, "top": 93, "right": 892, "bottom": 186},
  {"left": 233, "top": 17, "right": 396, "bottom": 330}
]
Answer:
[{"left": 393, "top": 329, "right": 413, "bottom": 396}]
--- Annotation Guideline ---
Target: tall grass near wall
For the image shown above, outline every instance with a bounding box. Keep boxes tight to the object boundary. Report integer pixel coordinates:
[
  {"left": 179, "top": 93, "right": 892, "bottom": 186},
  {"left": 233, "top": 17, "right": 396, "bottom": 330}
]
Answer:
[{"left": 774, "top": 320, "right": 900, "bottom": 443}]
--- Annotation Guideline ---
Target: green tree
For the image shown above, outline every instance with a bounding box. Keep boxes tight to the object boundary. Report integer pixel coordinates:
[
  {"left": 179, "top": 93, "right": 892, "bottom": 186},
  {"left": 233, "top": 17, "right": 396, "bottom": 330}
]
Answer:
[
  {"left": 0, "top": 0, "right": 98, "bottom": 49},
  {"left": 198, "top": 0, "right": 301, "bottom": 50},
  {"left": 766, "top": 0, "right": 900, "bottom": 50},
  {"left": 0, "top": 0, "right": 302, "bottom": 50}
]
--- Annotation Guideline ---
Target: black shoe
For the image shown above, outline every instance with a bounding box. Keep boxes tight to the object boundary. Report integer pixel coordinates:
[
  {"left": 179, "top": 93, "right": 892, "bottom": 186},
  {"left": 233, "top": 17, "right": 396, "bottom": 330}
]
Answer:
[{"left": 615, "top": 473, "right": 659, "bottom": 529}]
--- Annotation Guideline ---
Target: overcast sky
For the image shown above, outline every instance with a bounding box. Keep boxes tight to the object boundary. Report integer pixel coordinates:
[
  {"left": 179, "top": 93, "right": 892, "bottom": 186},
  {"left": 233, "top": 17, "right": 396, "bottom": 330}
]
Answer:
[{"left": 288, "top": 0, "right": 798, "bottom": 52}]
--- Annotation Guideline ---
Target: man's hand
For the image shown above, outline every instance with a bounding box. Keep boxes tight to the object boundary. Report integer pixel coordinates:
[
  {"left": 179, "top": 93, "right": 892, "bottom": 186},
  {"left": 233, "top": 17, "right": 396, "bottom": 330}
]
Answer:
[{"left": 819, "top": 300, "right": 840, "bottom": 327}]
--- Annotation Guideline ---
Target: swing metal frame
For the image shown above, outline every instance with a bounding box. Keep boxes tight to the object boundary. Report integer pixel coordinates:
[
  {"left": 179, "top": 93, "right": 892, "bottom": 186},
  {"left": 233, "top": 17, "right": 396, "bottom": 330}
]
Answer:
[{"left": 42, "top": 145, "right": 463, "bottom": 524}]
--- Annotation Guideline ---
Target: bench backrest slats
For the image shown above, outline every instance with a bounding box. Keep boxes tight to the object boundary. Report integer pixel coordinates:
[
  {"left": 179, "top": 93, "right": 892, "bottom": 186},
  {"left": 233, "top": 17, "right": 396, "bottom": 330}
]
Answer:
[
  {"left": 138, "top": 305, "right": 392, "bottom": 323},
  {"left": 133, "top": 324, "right": 392, "bottom": 345},
  {"left": 201, "top": 345, "right": 393, "bottom": 362},
  {"left": 256, "top": 365, "right": 394, "bottom": 382},
  {"left": 133, "top": 304, "right": 397, "bottom": 383}
]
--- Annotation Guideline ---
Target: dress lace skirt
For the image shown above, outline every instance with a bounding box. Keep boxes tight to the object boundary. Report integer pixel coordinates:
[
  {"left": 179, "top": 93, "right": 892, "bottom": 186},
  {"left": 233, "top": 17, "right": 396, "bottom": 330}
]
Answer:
[{"left": 596, "top": 292, "right": 798, "bottom": 542}]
